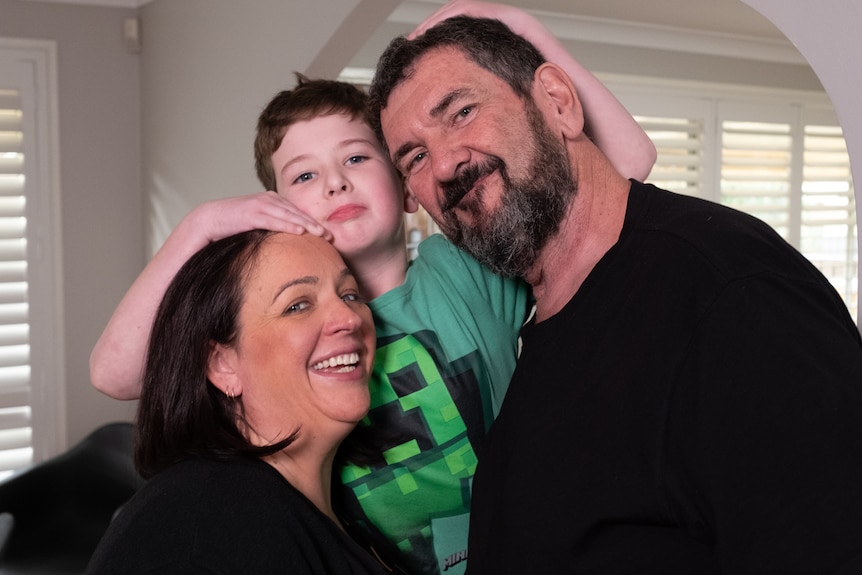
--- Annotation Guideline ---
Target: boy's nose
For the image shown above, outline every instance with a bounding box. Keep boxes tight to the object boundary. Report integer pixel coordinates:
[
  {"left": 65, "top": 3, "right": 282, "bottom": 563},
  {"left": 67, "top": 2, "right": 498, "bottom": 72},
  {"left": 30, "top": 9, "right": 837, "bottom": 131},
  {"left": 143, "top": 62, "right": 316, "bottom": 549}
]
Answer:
[{"left": 327, "top": 183, "right": 348, "bottom": 197}]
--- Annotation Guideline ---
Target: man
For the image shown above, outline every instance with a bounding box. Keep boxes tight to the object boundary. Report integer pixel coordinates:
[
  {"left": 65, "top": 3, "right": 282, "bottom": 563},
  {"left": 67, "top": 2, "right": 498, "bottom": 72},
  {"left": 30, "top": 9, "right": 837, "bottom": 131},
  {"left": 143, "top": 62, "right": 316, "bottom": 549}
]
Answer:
[{"left": 367, "top": 9, "right": 862, "bottom": 575}]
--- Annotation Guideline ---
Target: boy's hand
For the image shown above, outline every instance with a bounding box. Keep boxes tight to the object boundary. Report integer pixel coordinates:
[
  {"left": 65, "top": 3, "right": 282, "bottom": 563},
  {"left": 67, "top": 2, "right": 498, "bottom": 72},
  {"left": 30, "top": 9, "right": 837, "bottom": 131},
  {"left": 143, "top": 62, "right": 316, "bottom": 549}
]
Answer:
[{"left": 189, "top": 191, "right": 333, "bottom": 243}]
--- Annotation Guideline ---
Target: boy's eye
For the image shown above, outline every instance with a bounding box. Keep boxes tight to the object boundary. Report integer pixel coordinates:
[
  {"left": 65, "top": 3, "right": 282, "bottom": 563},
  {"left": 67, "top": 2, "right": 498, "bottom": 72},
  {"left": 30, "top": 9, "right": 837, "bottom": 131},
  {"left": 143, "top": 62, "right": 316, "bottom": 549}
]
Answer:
[
  {"left": 292, "top": 172, "right": 315, "bottom": 184},
  {"left": 346, "top": 155, "right": 368, "bottom": 165}
]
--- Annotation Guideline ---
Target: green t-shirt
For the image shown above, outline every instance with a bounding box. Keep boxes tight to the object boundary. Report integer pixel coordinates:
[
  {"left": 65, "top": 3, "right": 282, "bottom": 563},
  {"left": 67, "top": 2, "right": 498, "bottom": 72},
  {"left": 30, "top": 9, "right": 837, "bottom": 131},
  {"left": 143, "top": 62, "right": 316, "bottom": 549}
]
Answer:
[{"left": 338, "top": 234, "right": 530, "bottom": 575}]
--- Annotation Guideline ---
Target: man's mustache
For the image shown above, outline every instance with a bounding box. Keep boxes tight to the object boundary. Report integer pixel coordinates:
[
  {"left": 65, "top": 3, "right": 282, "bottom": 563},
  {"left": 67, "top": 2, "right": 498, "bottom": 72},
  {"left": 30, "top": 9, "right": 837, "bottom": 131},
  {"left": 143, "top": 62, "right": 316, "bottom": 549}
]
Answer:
[{"left": 441, "top": 158, "right": 504, "bottom": 212}]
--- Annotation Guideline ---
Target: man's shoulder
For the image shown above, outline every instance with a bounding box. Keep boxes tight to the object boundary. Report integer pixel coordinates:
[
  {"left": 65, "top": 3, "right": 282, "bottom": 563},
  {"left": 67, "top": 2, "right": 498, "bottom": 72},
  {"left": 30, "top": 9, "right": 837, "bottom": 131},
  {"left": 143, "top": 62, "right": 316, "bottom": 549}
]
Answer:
[{"left": 627, "top": 181, "right": 813, "bottom": 280}]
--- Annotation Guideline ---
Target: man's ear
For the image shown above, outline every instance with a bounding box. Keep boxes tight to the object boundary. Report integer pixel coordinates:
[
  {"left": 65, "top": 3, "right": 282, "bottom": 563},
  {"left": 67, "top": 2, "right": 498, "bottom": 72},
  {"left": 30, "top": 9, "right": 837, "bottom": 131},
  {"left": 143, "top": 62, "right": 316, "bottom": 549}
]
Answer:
[
  {"left": 533, "top": 62, "right": 585, "bottom": 140},
  {"left": 207, "top": 342, "right": 242, "bottom": 398}
]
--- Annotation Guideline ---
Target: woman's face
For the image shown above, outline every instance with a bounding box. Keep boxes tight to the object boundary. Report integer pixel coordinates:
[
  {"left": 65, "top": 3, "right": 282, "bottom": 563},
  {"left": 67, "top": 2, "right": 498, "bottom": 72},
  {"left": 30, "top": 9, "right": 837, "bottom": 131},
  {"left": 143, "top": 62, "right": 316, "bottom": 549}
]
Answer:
[{"left": 219, "top": 233, "right": 375, "bottom": 446}]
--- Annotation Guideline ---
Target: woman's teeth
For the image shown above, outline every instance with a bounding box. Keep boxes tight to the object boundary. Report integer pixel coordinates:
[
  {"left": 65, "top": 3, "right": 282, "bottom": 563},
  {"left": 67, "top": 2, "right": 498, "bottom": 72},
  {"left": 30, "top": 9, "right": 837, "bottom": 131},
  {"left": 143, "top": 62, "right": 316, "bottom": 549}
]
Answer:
[{"left": 313, "top": 353, "right": 359, "bottom": 372}]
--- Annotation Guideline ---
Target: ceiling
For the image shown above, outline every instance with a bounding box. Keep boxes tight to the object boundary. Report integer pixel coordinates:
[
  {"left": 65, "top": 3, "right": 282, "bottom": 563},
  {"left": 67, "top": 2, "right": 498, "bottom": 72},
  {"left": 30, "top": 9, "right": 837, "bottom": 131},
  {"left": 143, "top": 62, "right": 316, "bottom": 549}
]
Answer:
[
  {"left": 502, "top": 0, "right": 785, "bottom": 41},
  {"left": 25, "top": 0, "right": 786, "bottom": 43}
]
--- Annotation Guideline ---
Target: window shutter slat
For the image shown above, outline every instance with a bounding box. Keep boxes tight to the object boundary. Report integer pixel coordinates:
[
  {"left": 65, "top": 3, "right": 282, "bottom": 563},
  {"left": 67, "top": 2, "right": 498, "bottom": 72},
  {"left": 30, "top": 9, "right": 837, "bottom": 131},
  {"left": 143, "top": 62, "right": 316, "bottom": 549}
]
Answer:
[
  {"left": 0, "top": 175, "right": 24, "bottom": 197},
  {"left": 636, "top": 115, "right": 704, "bottom": 198},
  {"left": 800, "top": 124, "right": 857, "bottom": 312},
  {"left": 720, "top": 120, "right": 792, "bottom": 234}
]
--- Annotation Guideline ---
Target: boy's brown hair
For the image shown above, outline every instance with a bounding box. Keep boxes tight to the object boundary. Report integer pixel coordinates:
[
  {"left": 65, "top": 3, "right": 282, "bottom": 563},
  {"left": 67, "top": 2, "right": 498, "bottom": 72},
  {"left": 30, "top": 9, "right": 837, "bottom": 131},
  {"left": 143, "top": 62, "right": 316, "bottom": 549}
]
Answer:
[{"left": 254, "top": 73, "right": 369, "bottom": 192}]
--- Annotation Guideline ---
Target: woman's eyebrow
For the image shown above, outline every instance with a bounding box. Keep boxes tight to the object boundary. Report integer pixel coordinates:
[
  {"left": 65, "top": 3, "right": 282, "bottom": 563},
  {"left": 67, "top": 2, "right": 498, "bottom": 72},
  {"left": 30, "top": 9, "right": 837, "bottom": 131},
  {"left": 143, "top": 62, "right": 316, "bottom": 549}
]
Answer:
[{"left": 272, "top": 276, "right": 317, "bottom": 304}]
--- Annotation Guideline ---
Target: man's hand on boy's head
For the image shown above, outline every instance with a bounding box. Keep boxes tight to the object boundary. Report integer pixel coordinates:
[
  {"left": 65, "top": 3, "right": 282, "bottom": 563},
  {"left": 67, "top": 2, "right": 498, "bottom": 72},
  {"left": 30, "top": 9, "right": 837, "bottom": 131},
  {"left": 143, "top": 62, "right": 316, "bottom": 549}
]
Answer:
[{"left": 191, "top": 192, "right": 332, "bottom": 243}]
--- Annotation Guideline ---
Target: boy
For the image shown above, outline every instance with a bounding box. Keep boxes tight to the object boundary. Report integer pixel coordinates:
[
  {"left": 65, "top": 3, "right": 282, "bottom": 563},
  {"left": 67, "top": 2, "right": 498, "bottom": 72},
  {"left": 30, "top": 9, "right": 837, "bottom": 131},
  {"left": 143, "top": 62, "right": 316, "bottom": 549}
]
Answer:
[{"left": 90, "top": 4, "right": 655, "bottom": 573}]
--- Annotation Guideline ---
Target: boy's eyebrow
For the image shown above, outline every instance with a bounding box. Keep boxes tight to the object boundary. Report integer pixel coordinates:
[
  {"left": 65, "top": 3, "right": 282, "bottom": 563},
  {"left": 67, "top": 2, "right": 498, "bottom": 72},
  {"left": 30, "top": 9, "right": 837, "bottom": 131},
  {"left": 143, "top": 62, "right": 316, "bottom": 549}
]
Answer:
[
  {"left": 338, "top": 137, "right": 377, "bottom": 148},
  {"left": 391, "top": 89, "right": 465, "bottom": 168}
]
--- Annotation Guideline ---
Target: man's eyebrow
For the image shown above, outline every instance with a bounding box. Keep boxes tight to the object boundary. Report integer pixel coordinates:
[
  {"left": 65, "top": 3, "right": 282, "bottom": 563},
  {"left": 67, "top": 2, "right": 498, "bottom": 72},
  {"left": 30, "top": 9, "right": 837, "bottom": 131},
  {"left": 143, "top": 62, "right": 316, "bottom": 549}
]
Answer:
[
  {"left": 391, "top": 89, "right": 466, "bottom": 167},
  {"left": 429, "top": 88, "right": 465, "bottom": 119}
]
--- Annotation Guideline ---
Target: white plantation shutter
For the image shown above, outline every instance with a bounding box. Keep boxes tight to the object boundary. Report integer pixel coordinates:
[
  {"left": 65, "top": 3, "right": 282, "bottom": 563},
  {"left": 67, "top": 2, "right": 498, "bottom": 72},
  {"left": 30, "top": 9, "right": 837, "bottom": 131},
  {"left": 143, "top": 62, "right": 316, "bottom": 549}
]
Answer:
[
  {"left": 637, "top": 115, "right": 704, "bottom": 198},
  {"left": 0, "top": 41, "right": 64, "bottom": 479},
  {"left": 0, "top": 88, "right": 34, "bottom": 479},
  {"left": 720, "top": 120, "right": 793, "bottom": 237},
  {"left": 800, "top": 122, "right": 857, "bottom": 313}
]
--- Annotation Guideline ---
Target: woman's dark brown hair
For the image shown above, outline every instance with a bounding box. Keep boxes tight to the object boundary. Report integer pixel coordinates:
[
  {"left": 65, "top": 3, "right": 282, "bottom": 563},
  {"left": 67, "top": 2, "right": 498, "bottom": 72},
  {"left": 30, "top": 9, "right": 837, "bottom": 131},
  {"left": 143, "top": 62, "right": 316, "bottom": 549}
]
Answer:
[{"left": 134, "top": 229, "right": 298, "bottom": 478}]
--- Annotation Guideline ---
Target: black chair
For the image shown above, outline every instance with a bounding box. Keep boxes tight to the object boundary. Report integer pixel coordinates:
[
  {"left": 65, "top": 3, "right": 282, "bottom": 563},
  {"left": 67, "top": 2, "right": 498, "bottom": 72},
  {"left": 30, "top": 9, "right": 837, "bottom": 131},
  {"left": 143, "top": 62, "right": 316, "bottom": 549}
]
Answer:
[{"left": 0, "top": 422, "right": 144, "bottom": 574}]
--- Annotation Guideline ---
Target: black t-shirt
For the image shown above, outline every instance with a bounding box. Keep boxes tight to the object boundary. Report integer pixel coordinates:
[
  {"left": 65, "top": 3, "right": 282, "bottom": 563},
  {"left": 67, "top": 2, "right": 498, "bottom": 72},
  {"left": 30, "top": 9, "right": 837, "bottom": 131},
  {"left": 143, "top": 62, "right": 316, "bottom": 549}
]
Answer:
[
  {"left": 86, "top": 457, "right": 389, "bottom": 574},
  {"left": 467, "top": 181, "right": 862, "bottom": 574}
]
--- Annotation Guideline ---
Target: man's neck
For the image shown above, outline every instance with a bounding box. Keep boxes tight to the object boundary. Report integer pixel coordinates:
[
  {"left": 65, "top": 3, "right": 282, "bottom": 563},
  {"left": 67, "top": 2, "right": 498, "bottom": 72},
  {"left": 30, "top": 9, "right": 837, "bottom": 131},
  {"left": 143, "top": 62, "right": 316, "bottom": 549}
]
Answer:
[{"left": 527, "top": 168, "right": 631, "bottom": 323}]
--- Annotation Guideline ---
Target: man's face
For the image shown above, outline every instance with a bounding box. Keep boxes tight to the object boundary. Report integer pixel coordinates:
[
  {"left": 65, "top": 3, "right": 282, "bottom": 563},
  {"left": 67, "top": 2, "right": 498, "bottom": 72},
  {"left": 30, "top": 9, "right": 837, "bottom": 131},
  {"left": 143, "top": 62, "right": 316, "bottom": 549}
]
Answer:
[{"left": 380, "top": 47, "right": 576, "bottom": 277}]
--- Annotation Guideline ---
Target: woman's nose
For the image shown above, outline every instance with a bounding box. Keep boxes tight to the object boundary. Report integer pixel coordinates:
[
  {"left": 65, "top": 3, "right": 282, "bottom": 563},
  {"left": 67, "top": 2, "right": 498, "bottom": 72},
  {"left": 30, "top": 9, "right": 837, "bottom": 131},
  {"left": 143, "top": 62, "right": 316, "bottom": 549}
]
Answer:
[{"left": 325, "top": 299, "right": 364, "bottom": 334}]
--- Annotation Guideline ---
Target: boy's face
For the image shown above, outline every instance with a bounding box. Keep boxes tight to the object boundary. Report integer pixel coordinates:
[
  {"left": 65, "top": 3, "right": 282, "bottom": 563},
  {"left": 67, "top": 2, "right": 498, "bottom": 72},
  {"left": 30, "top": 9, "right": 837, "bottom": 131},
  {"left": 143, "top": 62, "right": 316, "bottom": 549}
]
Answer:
[{"left": 271, "top": 114, "right": 414, "bottom": 262}]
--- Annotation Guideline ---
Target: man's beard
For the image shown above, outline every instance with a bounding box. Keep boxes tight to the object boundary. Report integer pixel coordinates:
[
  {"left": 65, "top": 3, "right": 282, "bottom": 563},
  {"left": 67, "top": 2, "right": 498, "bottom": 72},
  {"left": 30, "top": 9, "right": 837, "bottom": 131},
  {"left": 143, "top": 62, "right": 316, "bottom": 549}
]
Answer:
[{"left": 438, "top": 103, "right": 576, "bottom": 278}]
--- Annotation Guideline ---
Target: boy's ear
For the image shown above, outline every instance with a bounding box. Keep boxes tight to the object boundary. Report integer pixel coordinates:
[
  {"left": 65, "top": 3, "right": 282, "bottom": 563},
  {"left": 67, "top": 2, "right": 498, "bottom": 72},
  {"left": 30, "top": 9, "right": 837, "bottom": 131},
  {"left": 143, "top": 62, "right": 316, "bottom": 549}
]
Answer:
[
  {"left": 403, "top": 182, "right": 419, "bottom": 214},
  {"left": 207, "top": 342, "right": 242, "bottom": 398},
  {"left": 533, "top": 62, "right": 585, "bottom": 141}
]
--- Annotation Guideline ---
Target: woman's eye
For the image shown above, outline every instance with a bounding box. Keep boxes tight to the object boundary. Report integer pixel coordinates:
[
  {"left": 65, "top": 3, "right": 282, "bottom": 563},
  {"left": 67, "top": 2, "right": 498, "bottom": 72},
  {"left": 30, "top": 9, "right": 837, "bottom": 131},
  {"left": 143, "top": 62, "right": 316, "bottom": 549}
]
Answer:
[
  {"left": 292, "top": 172, "right": 314, "bottom": 184},
  {"left": 284, "top": 301, "right": 310, "bottom": 314},
  {"left": 341, "top": 292, "right": 361, "bottom": 303}
]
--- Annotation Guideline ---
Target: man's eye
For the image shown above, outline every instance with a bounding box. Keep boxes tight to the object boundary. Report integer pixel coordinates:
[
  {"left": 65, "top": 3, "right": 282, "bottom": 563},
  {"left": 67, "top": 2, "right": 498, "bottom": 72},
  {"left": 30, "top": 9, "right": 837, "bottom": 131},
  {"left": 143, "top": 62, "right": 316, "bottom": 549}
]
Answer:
[
  {"left": 407, "top": 152, "right": 426, "bottom": 172},
  {"left": 292, "top": 172, "right": 314, "bottom": 184},
  {"left": 457, "top": 106, "right": 472, "bottom": 118}
]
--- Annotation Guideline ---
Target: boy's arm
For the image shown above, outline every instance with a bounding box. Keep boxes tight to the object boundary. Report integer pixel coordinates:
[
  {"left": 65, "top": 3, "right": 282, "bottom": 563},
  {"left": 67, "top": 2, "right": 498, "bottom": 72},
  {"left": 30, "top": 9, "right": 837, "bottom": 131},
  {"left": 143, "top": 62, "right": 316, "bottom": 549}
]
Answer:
[
  {"left": 411, "top": 0, "right": 657, "bottom": 181},
  {"left": 90, "top": 192, "right": 328, "bottom": 400}
]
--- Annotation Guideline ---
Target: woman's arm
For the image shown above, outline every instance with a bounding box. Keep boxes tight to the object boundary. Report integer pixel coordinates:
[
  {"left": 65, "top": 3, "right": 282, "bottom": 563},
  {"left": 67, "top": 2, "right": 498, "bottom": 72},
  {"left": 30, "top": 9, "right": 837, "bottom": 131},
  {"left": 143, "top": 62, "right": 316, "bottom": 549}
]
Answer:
[
  {"left": 410, "top": 0, "right": 657, "bottom": 181},
  {"left": 90, "top": 192, "right": 328, "bottom": 399}
]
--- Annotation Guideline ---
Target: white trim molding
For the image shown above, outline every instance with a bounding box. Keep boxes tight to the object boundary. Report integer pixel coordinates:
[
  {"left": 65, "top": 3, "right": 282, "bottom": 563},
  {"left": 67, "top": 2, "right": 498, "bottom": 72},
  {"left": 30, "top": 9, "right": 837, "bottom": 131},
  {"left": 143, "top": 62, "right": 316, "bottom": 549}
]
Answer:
[{"left": 391, "top": 1, "right": 806, "bottom": 65}]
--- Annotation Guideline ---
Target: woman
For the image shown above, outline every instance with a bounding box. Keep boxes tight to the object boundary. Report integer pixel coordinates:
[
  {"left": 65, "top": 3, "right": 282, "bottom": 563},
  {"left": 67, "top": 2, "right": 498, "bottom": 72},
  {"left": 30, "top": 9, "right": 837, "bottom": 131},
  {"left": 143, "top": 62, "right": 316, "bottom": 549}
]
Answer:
[{"left": 86, "top": 231, "right": 389, "bottom": 574}]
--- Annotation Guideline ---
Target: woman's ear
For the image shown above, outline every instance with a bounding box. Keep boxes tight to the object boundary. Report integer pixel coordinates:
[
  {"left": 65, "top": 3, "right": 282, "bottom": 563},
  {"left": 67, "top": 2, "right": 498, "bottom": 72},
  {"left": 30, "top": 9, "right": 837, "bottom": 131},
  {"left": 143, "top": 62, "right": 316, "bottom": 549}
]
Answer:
[
  {"left": 533, "top": 62, "right": 585, "bottom": 140},
  {"left": 207, "top": 342, "right": 242, "bottom": 398}
]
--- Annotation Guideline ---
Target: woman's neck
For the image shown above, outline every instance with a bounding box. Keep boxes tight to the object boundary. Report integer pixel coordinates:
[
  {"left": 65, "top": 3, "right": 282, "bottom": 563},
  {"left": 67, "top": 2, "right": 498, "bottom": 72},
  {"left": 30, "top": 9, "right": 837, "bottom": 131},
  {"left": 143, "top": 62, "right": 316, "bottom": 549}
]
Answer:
[{"left": 264, "top": 446, "right": 341, "bottom": 527}]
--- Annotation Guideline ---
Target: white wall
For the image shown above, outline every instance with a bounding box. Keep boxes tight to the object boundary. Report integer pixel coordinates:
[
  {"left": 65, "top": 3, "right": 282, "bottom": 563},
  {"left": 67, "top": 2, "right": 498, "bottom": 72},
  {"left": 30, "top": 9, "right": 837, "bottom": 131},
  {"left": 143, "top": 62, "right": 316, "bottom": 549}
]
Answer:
[
  {"left": 0, "top": 0, "right": 141, "bottom": 448},
  {"left": 139, "top": 0, "right": 400, "bottom": 254},
  {"left": 742, "top": 0, "right": 862, "bottom": 326}
]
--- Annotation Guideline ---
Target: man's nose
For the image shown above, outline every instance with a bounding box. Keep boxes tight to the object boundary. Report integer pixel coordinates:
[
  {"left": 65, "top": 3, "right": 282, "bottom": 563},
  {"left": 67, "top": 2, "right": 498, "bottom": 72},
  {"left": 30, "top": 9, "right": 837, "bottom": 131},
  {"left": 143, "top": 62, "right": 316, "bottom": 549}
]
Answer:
[{"left": 429, "top": 134, "right": 470, "bottom": 184}]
